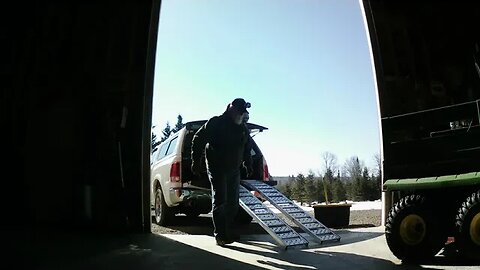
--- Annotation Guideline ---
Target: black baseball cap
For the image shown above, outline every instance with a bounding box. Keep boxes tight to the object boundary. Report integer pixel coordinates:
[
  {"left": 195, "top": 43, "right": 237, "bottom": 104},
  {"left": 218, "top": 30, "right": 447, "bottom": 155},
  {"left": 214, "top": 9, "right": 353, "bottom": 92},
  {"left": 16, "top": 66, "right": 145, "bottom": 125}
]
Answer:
[{"left": 231, "top": 98, "right": 251, "bottom": 113}]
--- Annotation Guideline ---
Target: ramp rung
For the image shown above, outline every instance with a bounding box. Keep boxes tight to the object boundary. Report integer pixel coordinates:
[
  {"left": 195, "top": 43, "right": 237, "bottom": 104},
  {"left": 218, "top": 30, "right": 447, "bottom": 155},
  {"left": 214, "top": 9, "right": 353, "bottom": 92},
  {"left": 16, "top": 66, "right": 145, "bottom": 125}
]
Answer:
[
  {"left": 316, "top": 234, "right": 341, "bottom": 242},
  {"left": 252, "top": 209, "right": 269, "bottom": 215},
  {"left": 262, "top": 192, "right": 282, "bottom": 197},
  {"left": 256, "top": 214, "right": 278, "bottom": 221},
  {"left": 304, "top": 223, "right": 323, "bottom": 229},
  {"left": 264, "top": 220, "right": 285, "bottom": 227},
  {"left": 297, "top": 218, "right": 315, "bottom": 223},
  {"left": 284, "top": 238, "right": 309, "bottom": 246},
  {"left": 289, "top": 213, "right": 309, "bottom": 218},
  {"left": 241, "top": 180, "right": 341, "bottom": 244},
  {"left": 242, "top": 198, "right": 262, "bottom": 205},
  {"left": 271, "top": 199, "right": 291, "bottom": 204},
  {"left": 277, "top": 203, "right": 292, "bottom": 207},
  {"left": 277, "top": 232, "right": 301, "bottom": 239},
  {"left": 271, "top": 226, "right": 293, "bottom": 233}
]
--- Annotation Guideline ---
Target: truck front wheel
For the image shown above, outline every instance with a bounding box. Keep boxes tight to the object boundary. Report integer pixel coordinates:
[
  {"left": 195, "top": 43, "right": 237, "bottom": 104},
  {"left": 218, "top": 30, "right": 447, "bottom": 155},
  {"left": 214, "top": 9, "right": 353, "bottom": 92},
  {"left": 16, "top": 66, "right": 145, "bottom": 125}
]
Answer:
[
  {"left": 385, "top": 194, "right": 446, "bottom": 262},
  {"left": 455, "top": 190, "right": 480, "bottom": 260}
]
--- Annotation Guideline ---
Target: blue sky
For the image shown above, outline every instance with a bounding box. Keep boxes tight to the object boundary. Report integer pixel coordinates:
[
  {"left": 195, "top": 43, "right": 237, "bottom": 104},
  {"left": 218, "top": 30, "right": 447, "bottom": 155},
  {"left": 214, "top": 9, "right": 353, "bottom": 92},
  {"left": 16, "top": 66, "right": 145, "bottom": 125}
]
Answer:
[{"left": 152, "top": 0, "right": 380, "bottom": 176}]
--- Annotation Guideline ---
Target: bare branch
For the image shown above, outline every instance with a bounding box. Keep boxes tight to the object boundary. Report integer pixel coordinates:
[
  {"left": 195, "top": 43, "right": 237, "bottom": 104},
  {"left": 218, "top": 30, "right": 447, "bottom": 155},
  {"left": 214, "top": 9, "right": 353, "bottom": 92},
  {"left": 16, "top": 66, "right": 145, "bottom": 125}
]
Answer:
[{"left": 321, "top": 151, "right": 338, "bottom": 174}]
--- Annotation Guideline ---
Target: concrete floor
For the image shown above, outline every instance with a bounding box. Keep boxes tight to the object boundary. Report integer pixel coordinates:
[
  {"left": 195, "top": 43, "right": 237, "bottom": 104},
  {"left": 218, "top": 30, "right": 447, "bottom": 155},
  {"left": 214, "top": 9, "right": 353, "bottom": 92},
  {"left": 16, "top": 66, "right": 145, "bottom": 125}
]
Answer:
[{"left": 14, "top": 226, "right": 479, "bottom": 270}]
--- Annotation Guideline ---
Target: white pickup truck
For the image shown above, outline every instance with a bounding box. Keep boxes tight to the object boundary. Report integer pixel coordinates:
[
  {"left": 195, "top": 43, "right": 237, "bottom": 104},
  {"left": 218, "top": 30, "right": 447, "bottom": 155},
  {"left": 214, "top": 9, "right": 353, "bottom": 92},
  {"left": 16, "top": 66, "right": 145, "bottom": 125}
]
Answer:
[{"left": 151, "top": 120, "right": 275, "bottom": 225}]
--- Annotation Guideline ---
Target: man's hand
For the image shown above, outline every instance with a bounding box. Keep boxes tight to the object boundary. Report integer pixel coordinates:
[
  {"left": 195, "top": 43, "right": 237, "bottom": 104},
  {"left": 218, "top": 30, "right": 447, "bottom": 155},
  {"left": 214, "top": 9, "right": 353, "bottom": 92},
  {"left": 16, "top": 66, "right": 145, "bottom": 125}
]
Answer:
[
  {"left": 191, "top": 161, "right": 202, "bottom": 176},
  {"left": 247, "top": 166, "right": 253, "bottom": 177},
  {"left": 242, "top": 162, "right": 253, "bottom": 177}
]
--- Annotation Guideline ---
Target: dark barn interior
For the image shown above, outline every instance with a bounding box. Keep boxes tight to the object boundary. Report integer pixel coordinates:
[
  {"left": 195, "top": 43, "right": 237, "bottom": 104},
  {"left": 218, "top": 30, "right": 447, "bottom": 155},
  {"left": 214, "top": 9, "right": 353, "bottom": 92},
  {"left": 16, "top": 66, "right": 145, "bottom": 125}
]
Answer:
[
  {"left": 365, "top": 1, "right": 480, "bottom": 180},
  {"left": 1, "top": 1, "right": 250, "bottom": 269},
  {"left": 3, "top": 1, "right": 159, "bottom": 234}
]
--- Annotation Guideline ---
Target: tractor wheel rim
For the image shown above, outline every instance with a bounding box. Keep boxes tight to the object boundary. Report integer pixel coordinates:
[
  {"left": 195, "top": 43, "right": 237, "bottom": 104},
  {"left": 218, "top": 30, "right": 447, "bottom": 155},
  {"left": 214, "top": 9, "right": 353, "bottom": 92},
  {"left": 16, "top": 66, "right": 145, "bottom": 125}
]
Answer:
[
  {"left": 400, "top": 214, "right": 426, "bottom": 246},
  {"left": 470, "top": 212, "right": 480, "bottom": 246}
]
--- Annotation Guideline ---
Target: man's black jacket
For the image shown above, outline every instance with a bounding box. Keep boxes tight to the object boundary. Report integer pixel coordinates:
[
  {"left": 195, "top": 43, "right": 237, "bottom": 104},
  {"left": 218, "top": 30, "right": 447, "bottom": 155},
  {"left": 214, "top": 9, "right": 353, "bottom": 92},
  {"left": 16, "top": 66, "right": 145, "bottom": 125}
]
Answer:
[{"left": 191, "top": 113, "right": 252, "bottom": 173}]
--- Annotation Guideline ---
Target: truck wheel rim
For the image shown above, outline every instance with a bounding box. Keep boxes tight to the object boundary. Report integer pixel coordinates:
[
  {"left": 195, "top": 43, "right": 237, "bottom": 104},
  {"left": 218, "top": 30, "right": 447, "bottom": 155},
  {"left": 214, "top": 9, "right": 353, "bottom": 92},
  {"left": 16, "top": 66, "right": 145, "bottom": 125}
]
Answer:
[
  {"left": 400, "top": 214, "right": 426, "bottom": 246},
  {"left": 155, "top": 193, "right": 162, "bottom": 218},
  {"left": 470, "top": 212, "right": 480, "bottom": 246}
]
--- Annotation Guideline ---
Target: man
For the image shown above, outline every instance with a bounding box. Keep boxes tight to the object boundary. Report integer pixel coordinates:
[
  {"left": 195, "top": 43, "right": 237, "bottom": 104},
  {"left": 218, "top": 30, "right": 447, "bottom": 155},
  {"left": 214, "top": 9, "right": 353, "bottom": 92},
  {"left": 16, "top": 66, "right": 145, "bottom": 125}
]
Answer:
[{"left": 191, "top": 98, "right": 253, "bottom": 246}]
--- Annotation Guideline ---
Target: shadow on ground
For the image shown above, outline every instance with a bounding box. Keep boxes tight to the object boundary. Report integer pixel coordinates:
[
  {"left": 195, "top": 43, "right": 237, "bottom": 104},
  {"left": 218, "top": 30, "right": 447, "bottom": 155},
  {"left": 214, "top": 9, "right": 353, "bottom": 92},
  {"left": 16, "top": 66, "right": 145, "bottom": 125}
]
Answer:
[
  {"left": 223, "top": 244, "right": 438, "bottom": 270},
  {"left": 226, "top": 243, "right": 479, "bottom": 269},
  {"left": 158, "top": 215, "right": 385, "bottom": 249},
  {"left": 13, "top": 229, "right": 474, "bottom": 270}
]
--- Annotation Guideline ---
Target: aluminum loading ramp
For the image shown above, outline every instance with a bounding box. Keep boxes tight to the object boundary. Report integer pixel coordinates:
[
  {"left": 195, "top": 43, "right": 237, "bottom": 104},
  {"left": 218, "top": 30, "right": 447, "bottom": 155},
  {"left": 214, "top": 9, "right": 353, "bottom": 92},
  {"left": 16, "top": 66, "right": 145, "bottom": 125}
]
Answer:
[
  {"left": 239, "top": 185, "right": 309, "bottom": 249},
  {"left": 239, "top": 180, "right": 341, "bottom": 248}
]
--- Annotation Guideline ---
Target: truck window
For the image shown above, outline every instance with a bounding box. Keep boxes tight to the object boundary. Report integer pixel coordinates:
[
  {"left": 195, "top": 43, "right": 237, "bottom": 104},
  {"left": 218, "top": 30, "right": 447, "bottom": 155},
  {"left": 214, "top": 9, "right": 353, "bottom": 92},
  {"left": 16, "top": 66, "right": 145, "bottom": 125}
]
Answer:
[
  {"left": 166, "top": 136, "right": 178, "bottom": 156},
  {"left": 157, "top": 143, "right": 169, "bottom": 160}
]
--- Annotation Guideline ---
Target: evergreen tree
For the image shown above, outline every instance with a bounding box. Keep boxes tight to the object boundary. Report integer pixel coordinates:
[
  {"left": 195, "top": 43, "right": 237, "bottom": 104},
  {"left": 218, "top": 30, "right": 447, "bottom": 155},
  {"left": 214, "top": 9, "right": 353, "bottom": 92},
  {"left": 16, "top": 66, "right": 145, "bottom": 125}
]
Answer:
[
  {"left": 343, "top": 156, "right": 366, "bottom": 201},
  {"left": 292, "top": 174, "right": 307, "bottom": 205},
  {"left": 373, "top": 153, "right": 382, "bottom": 200},
  {"left": 344, "top": 156, "right": 363, "bottom": 181},
  {"left": 332, "top": 179, "right": 347, "bottom": 202},
  {"left": 315, "top": 177, "right": 326, "bottom": 203},
  {"left": 334, "top": 180, "right": 347, "bottom": 202},
  {"left": 151, "top": 125, "right": 160, "bottom": 152},
  {"left": 278, "top": 183, "right": 289, "bottom": 198},
  {"left": 160, "top": 122, "right": 171, "bottom": 142},
  {"left": 359, "top": 167, "right": 370, "bottom": 201},
  {"left": 322, "top": 168, "right": 335, "bottom": 203},
  {"left": 374, "top": 173, "right": 382, "bottom": 200},
  {"left": 323, "top": 179, "right": 333, "bottom": 204},
  {"left": 324, "top": 168, "right": 335, "bottom": 184},
  {"left": 366, "top": 173, "right": 381, "bottom": 200},
  {"left": 305, "top": 173, "right": 317, "bottom": 205},
  {"left": 284, "top": 182, "right": 292, "bottom": 199},
  {"left": 353, "top": 176, "right": 364, "bottom": 201},
  {"left": 172, "top": 114, "right": 184, "bottom": 133},
  {"left": 345, "top": 181, "right": 355, "bottom": 201}
]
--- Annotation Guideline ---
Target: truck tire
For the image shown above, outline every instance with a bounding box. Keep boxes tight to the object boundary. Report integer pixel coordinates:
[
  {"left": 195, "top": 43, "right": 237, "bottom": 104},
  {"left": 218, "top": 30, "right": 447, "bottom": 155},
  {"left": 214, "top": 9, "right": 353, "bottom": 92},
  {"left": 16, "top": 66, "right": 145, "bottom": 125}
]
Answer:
[
  {"left": 154, "top": 188, "right": 175, "bottom": 226},
  {"left": 455, "top": 189, "right": 480, "bottom": 260},
  {"left": 385, "top": 194, "right": 446, "bottom": 262}
]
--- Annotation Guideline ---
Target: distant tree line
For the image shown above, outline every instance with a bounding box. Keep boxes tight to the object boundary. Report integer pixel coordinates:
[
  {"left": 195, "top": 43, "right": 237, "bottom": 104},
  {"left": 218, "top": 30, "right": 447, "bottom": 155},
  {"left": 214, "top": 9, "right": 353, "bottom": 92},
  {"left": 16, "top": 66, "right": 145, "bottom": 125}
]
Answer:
[
  {"left": 151, "top": 114, "right": 184, "bottom": 152},
  {"left": 277, "top": 152, "right": 382, "bottom": 204}
]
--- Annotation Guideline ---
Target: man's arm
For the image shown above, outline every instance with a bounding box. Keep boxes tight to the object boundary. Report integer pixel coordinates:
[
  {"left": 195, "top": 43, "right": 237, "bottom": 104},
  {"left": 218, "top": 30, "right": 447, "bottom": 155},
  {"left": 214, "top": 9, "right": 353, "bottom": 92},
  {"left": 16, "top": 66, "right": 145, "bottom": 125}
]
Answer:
[
  {"left": 243, "top": 130, "right": 253, "bottom": 176},
  {"left": 191, "top": 117, "right": 217, "bottom": 172}
]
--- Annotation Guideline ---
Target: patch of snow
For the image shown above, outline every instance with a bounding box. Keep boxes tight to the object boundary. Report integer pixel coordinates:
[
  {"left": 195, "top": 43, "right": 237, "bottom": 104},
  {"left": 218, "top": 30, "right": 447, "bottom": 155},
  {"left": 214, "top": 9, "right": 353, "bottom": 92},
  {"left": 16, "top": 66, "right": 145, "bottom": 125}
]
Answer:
[
  {"left": 264, "top": 200, "right": 382, "bottom": 214},
  {"left": 346, "top": 200, "right": 382, "bottom": 211}
]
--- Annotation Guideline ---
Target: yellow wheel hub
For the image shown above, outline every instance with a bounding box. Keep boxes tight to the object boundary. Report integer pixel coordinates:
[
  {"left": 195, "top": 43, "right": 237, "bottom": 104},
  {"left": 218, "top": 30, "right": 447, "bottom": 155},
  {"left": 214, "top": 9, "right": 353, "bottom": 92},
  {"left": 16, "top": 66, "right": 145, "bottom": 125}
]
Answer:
[
  {"left": 470, "top": 212, "right": 480, "bottom": 246},
  {"left": 400, "top": 214, "right": 426, "bottom": 246}
]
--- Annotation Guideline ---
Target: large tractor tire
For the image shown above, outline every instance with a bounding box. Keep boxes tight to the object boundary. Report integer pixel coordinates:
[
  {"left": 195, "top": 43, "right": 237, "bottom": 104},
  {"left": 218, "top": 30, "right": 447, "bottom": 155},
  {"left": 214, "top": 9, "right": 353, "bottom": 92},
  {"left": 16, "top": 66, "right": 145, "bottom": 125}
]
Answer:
[
  {"left": 385, "top": 194, "right": 447, "bottom": 262},
  {"left": 154, "top": 188, "right": 175, "bottom": 226},
  {"left": 455, "top": 190, "right": 480, "bottom": 260}
]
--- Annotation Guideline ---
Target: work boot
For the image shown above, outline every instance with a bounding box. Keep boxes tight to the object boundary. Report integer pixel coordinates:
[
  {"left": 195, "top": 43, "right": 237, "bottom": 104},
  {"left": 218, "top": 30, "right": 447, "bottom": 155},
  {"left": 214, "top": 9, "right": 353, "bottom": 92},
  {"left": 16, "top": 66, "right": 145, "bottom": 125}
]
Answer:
[
  {"left": 228, "top": 232, "right": 241, "bottom": 242},
  {"left": 215, "top": 236, "right": 234, "bottom": 247}
]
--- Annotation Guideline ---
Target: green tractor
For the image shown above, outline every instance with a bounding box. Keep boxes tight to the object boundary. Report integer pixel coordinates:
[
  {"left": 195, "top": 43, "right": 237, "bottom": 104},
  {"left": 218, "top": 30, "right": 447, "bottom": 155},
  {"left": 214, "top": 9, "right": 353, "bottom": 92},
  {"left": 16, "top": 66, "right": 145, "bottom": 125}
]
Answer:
[{"left": 362, "top": 1, "right": 480, "bottom": 261}]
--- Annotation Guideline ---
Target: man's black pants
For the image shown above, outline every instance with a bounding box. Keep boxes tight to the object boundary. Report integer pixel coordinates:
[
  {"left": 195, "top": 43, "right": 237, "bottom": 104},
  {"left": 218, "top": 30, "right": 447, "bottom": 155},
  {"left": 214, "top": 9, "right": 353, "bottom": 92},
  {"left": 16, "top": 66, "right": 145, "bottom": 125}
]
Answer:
[{"left": 207, "top": 168, "right": 240, "bottom": 240}]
